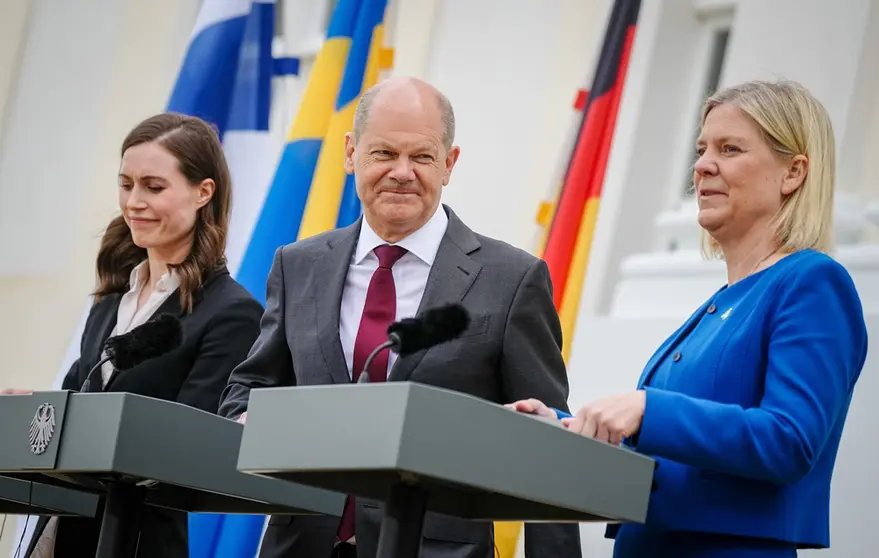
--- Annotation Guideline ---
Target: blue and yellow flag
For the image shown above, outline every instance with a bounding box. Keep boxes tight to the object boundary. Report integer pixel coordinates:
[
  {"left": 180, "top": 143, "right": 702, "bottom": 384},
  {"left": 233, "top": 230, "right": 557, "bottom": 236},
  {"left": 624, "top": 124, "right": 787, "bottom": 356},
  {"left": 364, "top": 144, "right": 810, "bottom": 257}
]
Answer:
[
  {"left": 237, "top": 0, "right": 392, "bottom": 302},
  {"left": 188, "top": 1, "right": 391, "bottom": 556}
]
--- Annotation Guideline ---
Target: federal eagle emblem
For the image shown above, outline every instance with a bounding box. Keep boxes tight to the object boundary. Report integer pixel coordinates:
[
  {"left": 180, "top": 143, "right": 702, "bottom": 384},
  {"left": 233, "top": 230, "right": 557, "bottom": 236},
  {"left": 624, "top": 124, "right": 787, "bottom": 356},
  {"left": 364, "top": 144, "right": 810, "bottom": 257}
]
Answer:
[{"left": 29, "top": 403, "right": 56, "bottom": 455}]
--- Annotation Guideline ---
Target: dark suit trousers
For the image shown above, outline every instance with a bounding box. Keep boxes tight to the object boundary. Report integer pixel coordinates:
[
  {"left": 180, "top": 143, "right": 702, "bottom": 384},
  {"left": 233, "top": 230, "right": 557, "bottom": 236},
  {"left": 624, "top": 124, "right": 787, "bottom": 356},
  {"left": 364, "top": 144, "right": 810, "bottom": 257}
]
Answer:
[{"left": 258, "top": 513, "right": 495, "bottom": 558}]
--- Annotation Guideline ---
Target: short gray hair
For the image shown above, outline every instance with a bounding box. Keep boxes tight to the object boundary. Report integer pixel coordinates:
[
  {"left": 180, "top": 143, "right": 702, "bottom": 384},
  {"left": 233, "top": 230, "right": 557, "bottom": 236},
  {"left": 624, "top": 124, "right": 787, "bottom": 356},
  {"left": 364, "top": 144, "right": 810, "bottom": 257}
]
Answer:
[{"left": 352, "top": 81, "right": 456, "bottom": 151}]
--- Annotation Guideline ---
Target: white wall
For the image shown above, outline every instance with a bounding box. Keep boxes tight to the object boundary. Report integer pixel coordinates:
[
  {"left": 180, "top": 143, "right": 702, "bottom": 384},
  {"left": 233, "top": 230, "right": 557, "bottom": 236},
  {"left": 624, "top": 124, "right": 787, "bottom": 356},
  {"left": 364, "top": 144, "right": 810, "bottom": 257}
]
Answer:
[
  {"left": 581, "top": 0, "right": 879, "bottom": 318},
  {"left": 418, "top": 0, "right": 611, "bottom": 251},
  {"left": 0, "top": 0, "right": 33, "bottom": 136},
  {"left": 0, "top": 0, "right": 201, "bottom": 554},
  {"left": 0, "top": 0, "right": 201, "bottom": 380}
]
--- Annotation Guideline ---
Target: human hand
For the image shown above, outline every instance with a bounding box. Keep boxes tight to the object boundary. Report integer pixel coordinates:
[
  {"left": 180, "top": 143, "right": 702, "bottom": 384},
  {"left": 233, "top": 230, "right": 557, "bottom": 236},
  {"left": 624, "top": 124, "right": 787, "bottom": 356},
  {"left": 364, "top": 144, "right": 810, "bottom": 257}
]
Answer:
[
  {"left": 562, "top": 390, "right": 646, "bottom": 445},
  {"left": 0, "top": 388, "right": 33, "bottom": 395},
  {"left": 236, "top": 411, "right": 247, "bottom": 424},
  {"left": 504, "top": 398, "right": 556, "bottom": 419}
]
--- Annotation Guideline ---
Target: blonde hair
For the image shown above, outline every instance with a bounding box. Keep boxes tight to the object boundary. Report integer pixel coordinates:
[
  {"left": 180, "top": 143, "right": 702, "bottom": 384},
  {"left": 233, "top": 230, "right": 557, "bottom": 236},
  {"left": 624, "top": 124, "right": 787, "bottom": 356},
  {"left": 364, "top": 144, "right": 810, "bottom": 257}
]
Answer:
[{"left": 698, "top": 80, "right": 836, "bottom": 258}]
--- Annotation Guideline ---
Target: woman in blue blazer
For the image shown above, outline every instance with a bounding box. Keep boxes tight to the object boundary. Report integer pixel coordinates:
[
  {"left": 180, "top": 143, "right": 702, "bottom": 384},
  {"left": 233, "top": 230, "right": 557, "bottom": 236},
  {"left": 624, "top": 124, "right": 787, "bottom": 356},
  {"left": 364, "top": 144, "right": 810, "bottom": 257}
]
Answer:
[{"left": 510, "top": 80, "right": 868, "bottom": 557}]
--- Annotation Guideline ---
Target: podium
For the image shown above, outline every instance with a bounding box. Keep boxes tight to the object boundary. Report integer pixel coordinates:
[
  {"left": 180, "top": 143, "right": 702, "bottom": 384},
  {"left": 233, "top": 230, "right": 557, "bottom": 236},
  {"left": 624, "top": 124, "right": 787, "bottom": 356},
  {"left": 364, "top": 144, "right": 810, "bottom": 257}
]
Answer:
[
  {"left": 0, "top": 475, "right": 98, "bottom": 517},
  {"left": 0, "top": 391, "right": 345, "bottom": 558},
  {"left": 238, "top": 383, "right": 656, "bottom": 558}
]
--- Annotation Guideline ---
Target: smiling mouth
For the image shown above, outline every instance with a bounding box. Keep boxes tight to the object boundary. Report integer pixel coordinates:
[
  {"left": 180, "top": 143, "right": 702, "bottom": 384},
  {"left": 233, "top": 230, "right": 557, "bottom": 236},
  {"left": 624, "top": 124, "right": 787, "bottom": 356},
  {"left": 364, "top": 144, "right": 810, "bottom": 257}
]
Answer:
[{"left": 379, "top": 191, "right": 418, "bottom": 197}]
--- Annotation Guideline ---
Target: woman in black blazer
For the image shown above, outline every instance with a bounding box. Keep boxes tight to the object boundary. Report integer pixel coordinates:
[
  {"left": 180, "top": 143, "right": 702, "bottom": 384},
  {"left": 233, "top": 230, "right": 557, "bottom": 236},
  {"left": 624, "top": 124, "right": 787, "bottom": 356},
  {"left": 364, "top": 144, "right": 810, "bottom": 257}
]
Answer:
[{"left": 19, "top": 113, "right": 264, "bottom": 558}]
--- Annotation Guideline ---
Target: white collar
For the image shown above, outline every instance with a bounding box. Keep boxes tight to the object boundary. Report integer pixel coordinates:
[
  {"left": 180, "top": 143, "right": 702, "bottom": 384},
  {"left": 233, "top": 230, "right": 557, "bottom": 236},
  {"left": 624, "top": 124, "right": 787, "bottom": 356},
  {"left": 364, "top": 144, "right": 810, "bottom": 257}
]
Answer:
[
  {"left": 354, "top": 205, "right": 449, "bottom": 265},
  {"left": 128, "top": 260, "right": 179, "bottom": 294}
]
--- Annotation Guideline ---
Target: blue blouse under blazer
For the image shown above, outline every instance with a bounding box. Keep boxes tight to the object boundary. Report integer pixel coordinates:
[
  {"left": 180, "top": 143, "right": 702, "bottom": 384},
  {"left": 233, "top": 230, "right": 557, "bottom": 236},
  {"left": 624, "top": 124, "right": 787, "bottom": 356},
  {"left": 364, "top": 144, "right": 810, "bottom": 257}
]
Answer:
[{"left": 602, "top": 249, "right": 868, "bottom": 550}]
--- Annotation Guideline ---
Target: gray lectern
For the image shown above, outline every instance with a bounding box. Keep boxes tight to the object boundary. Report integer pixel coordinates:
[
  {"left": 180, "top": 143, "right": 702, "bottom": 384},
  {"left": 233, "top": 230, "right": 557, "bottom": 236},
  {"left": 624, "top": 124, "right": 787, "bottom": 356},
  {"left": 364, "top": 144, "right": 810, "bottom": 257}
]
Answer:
[
  {"left": 0, "top": 391, "right": 345, "bottom": 558},
  {"left": 0, "top": 475, "right": 98, "bottom": 517},
  {"left": 238, "top": 382, "right": 656, "bottom": 558}
]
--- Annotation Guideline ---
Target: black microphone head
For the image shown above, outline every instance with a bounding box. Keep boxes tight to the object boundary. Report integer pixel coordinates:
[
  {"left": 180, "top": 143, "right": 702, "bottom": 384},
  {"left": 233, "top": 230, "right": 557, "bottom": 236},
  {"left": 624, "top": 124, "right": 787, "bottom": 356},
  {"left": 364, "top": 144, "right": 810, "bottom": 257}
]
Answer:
[
  {"left": 104, "top": 314, "right": 183, "bottom": 370},
  {"left": 387, "top": 304, "right": 470, "bottom": 356}
]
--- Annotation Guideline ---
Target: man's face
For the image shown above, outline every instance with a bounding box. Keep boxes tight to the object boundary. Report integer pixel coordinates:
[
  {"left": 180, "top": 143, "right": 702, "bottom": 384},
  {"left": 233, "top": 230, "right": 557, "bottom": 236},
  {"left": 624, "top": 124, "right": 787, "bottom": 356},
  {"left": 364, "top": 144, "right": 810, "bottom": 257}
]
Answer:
[{"left": 344, "top": 90, "right": 460, "bottom": 239}]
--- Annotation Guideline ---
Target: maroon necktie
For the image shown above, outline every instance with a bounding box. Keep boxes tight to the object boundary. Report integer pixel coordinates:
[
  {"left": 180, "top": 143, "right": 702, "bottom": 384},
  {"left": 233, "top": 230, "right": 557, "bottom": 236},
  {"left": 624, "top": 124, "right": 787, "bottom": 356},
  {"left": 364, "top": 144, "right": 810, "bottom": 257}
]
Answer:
[{"left": 337, "top": 244, "right": 407, "bottom": 542}]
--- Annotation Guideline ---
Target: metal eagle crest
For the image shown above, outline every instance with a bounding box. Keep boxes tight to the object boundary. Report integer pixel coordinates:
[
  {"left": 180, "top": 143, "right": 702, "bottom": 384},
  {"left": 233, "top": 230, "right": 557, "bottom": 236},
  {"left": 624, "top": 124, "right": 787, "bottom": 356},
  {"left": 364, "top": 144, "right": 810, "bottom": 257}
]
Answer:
[{"left": 29, "top": 402, "right": 56, "bottom": 455}]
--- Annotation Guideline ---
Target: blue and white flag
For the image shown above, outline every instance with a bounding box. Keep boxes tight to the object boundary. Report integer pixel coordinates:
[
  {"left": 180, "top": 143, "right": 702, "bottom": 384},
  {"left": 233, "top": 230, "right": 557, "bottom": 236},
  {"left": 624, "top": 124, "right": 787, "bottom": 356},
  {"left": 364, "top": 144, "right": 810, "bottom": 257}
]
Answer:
[{"left": 174, "top": 3, "right": 280, "bottom": 556}]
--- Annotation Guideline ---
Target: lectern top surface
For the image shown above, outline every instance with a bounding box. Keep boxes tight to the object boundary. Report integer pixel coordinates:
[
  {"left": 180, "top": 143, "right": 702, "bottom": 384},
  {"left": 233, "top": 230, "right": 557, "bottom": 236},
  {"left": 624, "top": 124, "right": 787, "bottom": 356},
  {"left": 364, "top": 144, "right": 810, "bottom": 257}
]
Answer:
[
  {"left": 238, "top": 382, "right": 655, "bottom": 523},
  {"left": 0, "top": 391, "right": 344, "bottom": 516}
]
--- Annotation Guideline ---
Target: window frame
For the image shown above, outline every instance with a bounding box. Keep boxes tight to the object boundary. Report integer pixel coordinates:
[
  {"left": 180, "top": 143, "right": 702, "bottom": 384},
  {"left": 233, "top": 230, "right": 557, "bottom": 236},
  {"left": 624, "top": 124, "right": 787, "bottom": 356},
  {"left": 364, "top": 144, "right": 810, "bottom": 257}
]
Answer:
[{"left": 666, "top": 3, "right": 736, "bottom": 209}]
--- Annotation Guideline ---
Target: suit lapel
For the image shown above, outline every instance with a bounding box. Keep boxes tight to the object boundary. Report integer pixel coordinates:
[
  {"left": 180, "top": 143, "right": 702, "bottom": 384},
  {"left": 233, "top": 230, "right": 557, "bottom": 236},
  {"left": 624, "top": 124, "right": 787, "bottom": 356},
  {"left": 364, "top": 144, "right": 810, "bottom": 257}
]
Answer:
[
  {"left": 80, "top": 296, "right": 121, "bottom": 393},
  {"left": 101, "top": 284, "right": 187, "bottom": 392},
  {"left": 636, "top": 298, "right": 713, "bottom": 389},
  {"left": 388, "top": 207, "right": 482, "bottom": 382},
  {"left": 316, "top": 224, "right": 361, "bottom": 384}
]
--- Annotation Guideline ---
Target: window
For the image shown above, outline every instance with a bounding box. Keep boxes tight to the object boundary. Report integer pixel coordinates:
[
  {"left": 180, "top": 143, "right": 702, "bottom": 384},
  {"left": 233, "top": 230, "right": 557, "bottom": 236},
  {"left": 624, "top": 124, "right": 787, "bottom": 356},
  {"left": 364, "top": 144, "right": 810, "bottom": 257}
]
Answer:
[
  {"left": 656, "top": 3, "right": 735, "bottom": 252},
  {"left": 679, "top": 9, "right": 733, "bottom": 198}
]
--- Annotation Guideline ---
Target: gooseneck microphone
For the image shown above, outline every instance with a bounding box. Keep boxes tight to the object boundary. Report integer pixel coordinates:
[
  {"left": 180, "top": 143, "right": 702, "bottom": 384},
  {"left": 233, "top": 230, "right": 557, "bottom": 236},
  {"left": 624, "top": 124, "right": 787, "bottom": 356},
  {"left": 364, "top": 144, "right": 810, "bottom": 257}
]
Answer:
[
  {"left": 81, "top": 314, "right": 184, "bottom": 391},
  {"left": 357, "top": 303, "right": 471, "bottom": 383},
  {"left": 357, "top": 336, "right": 402, "bottom": 384}
]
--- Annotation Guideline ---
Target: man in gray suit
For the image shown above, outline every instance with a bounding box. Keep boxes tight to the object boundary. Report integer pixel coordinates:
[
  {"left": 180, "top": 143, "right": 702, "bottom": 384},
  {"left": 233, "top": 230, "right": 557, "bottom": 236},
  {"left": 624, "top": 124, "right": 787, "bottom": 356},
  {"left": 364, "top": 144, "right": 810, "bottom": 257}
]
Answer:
[{"left": 219, "top": 76, "right": 582, "bottom": 558}]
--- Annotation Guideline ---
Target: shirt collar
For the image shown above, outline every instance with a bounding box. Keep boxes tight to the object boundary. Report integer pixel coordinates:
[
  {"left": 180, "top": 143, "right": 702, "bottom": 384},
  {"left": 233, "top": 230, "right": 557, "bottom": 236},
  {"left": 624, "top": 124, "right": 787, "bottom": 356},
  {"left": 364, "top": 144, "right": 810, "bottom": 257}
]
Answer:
[
  {"left": 128, "top": 260, "right": 180, "bottom": 294},
  {"left": 354, "top": 205, "right": 449, "bottom": 265}
]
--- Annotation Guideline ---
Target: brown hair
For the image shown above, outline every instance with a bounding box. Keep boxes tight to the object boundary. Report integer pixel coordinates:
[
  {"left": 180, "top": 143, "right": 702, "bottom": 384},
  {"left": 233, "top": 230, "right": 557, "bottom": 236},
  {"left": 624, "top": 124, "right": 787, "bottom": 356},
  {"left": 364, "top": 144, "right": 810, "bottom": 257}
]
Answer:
[{"left": 94, "top": 112, "right": 232, "bottom": 312}]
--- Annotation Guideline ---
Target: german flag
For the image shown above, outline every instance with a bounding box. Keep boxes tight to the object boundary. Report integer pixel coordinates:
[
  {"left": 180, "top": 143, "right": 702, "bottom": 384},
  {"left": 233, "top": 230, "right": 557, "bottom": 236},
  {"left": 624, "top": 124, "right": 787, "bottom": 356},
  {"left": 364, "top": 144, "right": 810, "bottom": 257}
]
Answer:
[
  {"left": 541, "top": 0, "right": 641, "bottom": 362},
  {"left": 497, "top": 4, "right": 641, "bottom": 556}
]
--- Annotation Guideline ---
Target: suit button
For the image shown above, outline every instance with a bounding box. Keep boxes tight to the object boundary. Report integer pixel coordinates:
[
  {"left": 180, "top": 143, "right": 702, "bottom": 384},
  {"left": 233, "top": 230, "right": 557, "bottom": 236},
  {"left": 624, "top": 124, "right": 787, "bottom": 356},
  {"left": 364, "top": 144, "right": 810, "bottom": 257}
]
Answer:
[
  {"left": 672, "top": 352, "right": 681, "bottom": 362},
  {"left": 707, "top": 303, "right": 717, "bottom": 314}
]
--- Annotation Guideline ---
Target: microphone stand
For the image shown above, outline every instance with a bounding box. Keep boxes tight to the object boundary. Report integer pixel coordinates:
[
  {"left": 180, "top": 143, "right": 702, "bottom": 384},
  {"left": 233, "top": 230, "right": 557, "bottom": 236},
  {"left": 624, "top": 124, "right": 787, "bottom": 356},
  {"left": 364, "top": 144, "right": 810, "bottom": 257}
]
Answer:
[
  {"left": 357, "top": 334, "right": 401, "bottom": 383},
  {"left": 355, "top": 332, "right": 427, "bottom": 558},
  {"left": 80, "top": 355, "right": 111, "bottom": 392},
  {"left": 81, "top": 352, "right": 146, "bottom": 558}
]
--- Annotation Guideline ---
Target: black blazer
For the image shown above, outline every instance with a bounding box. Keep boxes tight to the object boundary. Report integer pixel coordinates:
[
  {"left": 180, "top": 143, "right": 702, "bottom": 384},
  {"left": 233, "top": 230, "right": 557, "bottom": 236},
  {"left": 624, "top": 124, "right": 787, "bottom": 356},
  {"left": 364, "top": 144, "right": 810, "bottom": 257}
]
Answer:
[{"left": 25, "top": 265, "right": 263, "bottom": 558}]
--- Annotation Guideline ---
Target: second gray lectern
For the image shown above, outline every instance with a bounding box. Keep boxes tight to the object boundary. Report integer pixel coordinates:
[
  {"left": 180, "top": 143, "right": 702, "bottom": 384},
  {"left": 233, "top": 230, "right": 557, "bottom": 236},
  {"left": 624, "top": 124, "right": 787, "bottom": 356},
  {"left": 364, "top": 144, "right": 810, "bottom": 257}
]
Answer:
[
  {"left": 0, "top": 391, "right": 345, "bottom": 558},
  {"left": 238, "top": 382, "right": 656, "bottom": 558}
]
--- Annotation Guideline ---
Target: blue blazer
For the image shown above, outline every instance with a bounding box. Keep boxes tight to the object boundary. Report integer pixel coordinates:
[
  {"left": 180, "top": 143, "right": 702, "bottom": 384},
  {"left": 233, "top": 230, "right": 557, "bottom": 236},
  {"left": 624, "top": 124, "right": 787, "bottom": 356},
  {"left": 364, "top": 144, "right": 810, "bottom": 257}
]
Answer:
[{"left": 587, "top": 250, "right": 866, "bottom": 548}]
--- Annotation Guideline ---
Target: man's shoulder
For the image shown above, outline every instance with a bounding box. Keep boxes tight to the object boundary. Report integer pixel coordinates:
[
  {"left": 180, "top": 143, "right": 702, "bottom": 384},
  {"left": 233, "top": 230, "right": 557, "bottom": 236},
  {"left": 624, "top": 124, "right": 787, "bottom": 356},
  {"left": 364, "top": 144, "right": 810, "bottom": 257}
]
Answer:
[
  {"left": 446, "top": 206, "right": 541, "bottom": 272},
  {"left": 471, "top": 231, "right": 543, "bottom": 272}
]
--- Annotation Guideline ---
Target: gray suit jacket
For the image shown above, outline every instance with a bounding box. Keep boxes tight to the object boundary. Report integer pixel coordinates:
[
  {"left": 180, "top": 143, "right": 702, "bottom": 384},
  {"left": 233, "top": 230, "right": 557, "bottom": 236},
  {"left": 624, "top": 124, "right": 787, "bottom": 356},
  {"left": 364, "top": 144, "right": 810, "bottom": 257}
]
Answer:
[{"left": 219, "top": 205, "right": 582, "bottom": 558}]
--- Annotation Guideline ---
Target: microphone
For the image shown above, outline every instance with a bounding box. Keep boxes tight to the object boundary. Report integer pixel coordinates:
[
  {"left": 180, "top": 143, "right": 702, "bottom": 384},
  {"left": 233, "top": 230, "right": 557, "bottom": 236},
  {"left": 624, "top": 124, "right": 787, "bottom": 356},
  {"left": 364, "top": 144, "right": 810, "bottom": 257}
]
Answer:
[
  {"left": 357, "top": 303, "right": 471, "bottom": 383},
  {"left": 81, "top": 314, "right": 184, "bottom": 391}
]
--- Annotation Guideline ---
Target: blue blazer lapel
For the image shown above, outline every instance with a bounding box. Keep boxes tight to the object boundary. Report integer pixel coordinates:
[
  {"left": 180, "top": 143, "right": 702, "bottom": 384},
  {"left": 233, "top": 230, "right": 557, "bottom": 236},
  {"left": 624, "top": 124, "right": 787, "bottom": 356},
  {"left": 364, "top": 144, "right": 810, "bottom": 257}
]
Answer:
[{"left": 636, "top": 298, "right": 713, "bottom": 389}]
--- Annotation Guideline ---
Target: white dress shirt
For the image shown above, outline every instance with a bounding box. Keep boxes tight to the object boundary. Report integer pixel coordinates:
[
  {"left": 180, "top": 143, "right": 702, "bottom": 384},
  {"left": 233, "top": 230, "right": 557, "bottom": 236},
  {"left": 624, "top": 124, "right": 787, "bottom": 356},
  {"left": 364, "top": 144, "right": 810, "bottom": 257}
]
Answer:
[{"left": 339, "top": 206, "right": 449, "bottom": 379}]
